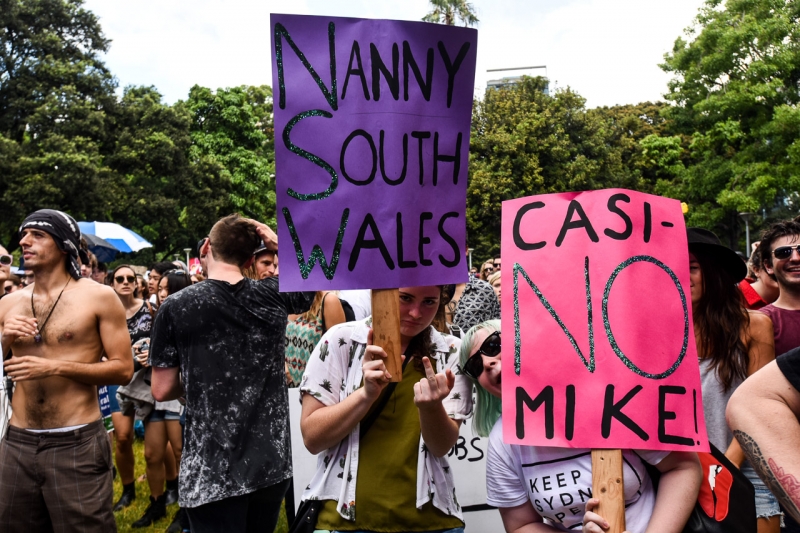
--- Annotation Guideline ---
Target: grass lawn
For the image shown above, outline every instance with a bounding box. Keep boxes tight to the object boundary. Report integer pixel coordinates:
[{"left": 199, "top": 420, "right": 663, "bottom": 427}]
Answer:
[{"left": 113, "top": 438, "right": 289, "bottom": 533}]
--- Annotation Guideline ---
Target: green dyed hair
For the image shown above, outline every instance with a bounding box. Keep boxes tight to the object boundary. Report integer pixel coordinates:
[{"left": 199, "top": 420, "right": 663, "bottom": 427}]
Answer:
[{"left": 459, "top": 319, "right": 502, "bottom": 437}]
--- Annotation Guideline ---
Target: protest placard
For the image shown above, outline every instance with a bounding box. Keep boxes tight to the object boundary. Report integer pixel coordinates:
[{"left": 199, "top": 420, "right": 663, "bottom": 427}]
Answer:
[
  {"left": 271, "top": 14, "right": 476, "bottom": 292},
  {"left": 501, "top": 189, "right": 708, "bottom": 452}
]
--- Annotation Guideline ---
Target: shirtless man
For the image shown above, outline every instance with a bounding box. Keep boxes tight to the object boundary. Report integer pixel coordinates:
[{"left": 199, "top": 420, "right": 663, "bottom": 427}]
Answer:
[{"left": 0, "top": 209, "right": 133, "bottom": 532}]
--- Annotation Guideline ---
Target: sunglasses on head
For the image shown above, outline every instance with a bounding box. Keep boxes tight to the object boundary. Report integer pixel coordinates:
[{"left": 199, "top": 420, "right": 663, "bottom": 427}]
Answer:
[
  {"left": 772, "top": 245, "right": 800, "bottom": 261},
  {"left": 463, "top": 330, "right": 501, "bottom": 380},
  {"left": 115, "top": 275, "right": 136, "bottom": 284},
  {"left": 0, "top": 254, "right": 11, "bottom": 266}
]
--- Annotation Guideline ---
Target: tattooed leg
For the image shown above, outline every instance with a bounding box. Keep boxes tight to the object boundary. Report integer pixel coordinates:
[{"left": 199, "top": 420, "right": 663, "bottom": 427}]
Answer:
[{"left": 734, "top": 429, "right": 800, "bottom": 523}]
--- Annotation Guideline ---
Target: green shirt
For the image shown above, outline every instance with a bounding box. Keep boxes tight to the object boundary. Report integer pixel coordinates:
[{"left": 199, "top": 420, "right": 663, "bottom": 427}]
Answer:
[{"left": 316, "top": 361, "right": 464, "bottom": 532}]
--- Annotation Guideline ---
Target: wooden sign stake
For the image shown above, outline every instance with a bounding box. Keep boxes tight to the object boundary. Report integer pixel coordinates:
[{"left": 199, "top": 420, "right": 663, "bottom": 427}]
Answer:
[
  {"left": 591, "top": 449, "right": 626, "bottom": 533},
  {"left": 371, "top": 288, "right": 403, "bottom": 382}
]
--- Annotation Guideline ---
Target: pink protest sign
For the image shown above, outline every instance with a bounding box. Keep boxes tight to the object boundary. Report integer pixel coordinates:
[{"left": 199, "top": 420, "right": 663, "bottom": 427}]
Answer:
[
  {"left": 501, "top": 189, "right": 708, "bottom": 452},
  {"left": 271, "top": 14, "right": 476, "bottom": 291}
]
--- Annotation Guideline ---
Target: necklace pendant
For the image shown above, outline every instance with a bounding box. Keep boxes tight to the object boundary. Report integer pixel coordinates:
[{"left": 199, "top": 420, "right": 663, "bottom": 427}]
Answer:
[{"left": 34, "top": 334, "right": 42, "bottom": 343}]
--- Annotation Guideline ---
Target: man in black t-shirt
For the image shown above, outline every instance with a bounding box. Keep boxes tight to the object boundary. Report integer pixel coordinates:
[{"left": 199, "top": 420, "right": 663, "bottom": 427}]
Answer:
[
  {"left": 150, "top": 214, "right": 312, "bottom": 533},
  {"left": 728, "top": 348, "right": 800, "bottom": 525}
]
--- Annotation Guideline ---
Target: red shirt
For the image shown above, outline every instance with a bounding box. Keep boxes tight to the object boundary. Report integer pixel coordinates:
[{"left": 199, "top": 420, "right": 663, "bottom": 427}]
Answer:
[{"left": 738, "top": 279, "right": 768, "bottom": 310}]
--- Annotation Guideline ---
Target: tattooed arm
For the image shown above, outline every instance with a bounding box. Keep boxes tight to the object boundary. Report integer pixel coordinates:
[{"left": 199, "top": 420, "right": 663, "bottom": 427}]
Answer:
[{"left": 727, "top": 360, "right": 800, "bottom": 523}]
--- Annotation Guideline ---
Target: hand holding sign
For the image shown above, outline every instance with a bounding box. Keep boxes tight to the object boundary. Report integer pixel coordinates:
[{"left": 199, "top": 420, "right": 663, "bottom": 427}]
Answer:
[
  {"left": 362, "top": 329, "right": 401, "bottom": 402},
  {"left": 501, "top": 189, "right": 707, "bottom": 452}
]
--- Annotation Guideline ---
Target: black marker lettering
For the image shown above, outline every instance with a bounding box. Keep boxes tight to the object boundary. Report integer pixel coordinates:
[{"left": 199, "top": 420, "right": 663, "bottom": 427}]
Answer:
[
  {"left": 602, "top": 384, "right": 649, "bottom": 440},
  {"left": 556, "top": 200, "right": 599, "bottom": 247},
  {"left": 403, "top": 41, "right": 434, "bottom": 101},
  {"left": 342, "top": 41, "right": 369, "bottom": 101},
  {"left": 437, "top": 41, "right": 470, "bottom": 108},
  {"left": 341, "top": 129, "right": 377, "bottom": 186},
  {"left": 418, "top": 212, "right": 433, "bottom": 267},
  {"left": 516, "top": 386, "right": 554, "bottom": 439},
  {"left": 411, "top": 131, "right": 431, "bottom": 184},
  {"left": 348, "top": 213, "right": 395, "bottom": 271},
  {"left": 659, "top": 385, "right": 694, "bottom": 446},
  {"left": 604, "top": 193, "right": 633, "bottom": 240},
  {"left": 437, "top": 212, "right": 460, "bottom": 268},
  {"left": 432, "top": 131, "right": 462, "bottom": 185},
  {"left": 513, "top": 201, "right": 546, "bottom": 251},
  {"left": 370, "top": 42, "right": 399, "bottom": 101},
  {"left": 469, "top": 437, "right": 484, "bottom": 462},
  {"left": 274, "top": 22, "right": 337, "bottom": 110},
  {"left": 379, "top": 131, "right": 407, "bottom": 185},
  {"left": 396, "top": 213, "right": 417, "bottom": 269}
]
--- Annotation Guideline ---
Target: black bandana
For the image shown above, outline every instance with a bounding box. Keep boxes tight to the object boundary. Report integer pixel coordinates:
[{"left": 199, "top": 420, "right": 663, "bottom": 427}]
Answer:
[{"left": 19, "top": 209, "right": 83, "bottom": 280}]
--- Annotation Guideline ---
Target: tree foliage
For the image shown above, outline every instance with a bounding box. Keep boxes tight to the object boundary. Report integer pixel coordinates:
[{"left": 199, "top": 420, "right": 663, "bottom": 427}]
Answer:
[
  {"left": 422, "top": 0, "right": 479, "bottom": 26},
  {"left": 657, "top": 0, "right": 800, "bottom": 246},
  {"left": 185, "top": 85, "right": 276, "bottom": 226},
  {"left": 0, "top": 0, "right": 277, "bottom": 258},
  {"left": 467, "top": 78, "right": 645, "bottom": 258}
]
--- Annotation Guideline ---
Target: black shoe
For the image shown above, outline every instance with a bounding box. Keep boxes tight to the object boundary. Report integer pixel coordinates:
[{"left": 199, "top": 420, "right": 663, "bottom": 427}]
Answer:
[
  {"left": 132, "top": 494, "right": 167, "bottom": 528},
  {"left": 165, "top": 508, "right": 183, "bottom": 533},
  {"left": 165, "top": 486, "right": 178, "bottom": 506},
  {"left": 113, "top": 482, "right": 136, "bottom": 512}
]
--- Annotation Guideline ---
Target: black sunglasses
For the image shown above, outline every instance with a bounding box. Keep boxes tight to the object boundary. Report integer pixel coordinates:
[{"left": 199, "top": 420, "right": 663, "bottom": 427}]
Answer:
[
  {"left": 463, "top": 331, "right": 501, "bottom": 380},
  {"left": 0, "top": 254, "right": 11, "bottom": 266},
  {"left": 115, "top": 275, "right": 136, "bottom": 284},
  {"left": 772, "top": 245, "right": 800, "bottom": 261},
  {"left": 196, "top": 237, "right": 209, "bottom": 257}
]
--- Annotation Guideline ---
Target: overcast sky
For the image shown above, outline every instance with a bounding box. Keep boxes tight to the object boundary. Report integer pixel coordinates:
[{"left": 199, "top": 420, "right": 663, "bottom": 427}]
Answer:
[{"left": 83, "top": 0, "right": 705, "bottom": 109}]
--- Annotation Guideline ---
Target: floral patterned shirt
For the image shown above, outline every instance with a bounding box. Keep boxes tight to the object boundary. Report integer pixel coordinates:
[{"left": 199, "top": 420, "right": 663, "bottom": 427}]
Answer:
[{"left": 299, "top": 318, "right": 473, "bottom": 522}]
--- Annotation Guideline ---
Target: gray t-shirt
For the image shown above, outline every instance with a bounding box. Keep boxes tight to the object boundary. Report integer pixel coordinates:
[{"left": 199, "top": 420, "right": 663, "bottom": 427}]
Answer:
[{"left": 699, "top": 358, "right": 742, "bottom": 451}]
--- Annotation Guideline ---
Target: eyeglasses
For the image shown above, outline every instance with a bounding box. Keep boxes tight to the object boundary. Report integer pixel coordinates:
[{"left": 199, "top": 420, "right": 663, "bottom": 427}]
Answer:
[
  {"left": 115, "top": 275, "right": 136, "bottom": 284},
  {"left": 0, "top": 254, "right": 11, "bottom": 266},
  {"left": 772, "top": 245, "right": 800, "bottom": 261},
  {"left": 462, "top": 331, "right": 501, "bottom": 380}
]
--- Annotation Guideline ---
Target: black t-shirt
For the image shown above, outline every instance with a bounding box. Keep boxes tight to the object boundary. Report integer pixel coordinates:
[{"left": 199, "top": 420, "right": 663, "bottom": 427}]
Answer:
[
  {"left": 777, "top": 346, "right": 800, "bottom": 393},
  {"left": 128, "top": 301, "right": 154, "bottom": 345},
  {"left": 149, "top": 277, "right": 313, "bottom": 507}
]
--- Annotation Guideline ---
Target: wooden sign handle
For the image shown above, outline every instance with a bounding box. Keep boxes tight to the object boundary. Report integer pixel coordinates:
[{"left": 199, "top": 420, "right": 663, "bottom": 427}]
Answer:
[
  {"left": 592, "top": 449, "right": 626, "bottom": 533},
  {"left": 371, "top": 288, "right": 403, "bottom": 382}
]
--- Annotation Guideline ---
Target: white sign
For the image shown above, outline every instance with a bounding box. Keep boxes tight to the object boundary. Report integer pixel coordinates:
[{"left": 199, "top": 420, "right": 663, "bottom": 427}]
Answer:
[{"left": 288, "top": 388, "right": 503, "bottom": 532}]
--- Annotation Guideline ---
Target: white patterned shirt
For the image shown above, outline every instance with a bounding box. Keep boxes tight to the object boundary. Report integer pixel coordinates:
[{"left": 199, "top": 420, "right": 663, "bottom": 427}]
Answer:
[{"left": 299, "top": 318, "right": 473, "bottom": 522}]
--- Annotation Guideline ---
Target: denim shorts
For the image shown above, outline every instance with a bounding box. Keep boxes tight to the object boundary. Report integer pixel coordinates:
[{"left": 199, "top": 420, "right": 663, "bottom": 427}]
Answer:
[
  {"left": 147, "top": 409, "right": 181, "bottom": 423},
  {"left": 741, "top": 463, "right": 782, "bottom": 518}
]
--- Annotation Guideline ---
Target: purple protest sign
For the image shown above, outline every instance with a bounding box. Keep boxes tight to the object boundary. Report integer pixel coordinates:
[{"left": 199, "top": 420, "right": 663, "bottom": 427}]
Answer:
[{"left": 271, "top": 14, "right": 477, "bottom": 291}]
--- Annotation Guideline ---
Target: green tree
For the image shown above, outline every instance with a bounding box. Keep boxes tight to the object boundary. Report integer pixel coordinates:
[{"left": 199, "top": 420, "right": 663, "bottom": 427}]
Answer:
[
  {"left": 468, "top": 77, "right": 642, "bottom": 258},
  {"left": 185, "top": 85, "right": 277, "bottom": 226},
  {"left": 659, "top": 0, "right": 800, "bottom": 246},
  {"left": 422, "top": 0, "right": 479, "bottom": 26},
  {"left": 0, "top": 0, "right": 114, "bottom": 143},
  {"left": 0, "top": 0, "right": 120, "bottom": 246},
  {"left": 107, "top": 86, "right": 231, "bottom": 257}
]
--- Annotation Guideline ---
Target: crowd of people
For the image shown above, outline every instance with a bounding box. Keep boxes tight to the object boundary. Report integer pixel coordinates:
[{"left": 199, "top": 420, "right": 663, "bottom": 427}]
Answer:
[{"left": 0, "top": 207, "right": 799, "bottom": 533}]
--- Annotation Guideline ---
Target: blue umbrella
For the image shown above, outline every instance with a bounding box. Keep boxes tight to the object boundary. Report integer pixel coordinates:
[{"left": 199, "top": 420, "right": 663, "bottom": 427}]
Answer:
[
  {"left": 82, "top": 233, "right": 120, "bottom": 263},
  {"left": 78, "top": 222, "right": 153, "bottom": 254}
]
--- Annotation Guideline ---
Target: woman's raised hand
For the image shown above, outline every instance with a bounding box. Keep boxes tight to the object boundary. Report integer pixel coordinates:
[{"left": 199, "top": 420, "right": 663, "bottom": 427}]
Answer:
[{"left": 413, "top": 356, "right": 455, "bottom": 412}]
